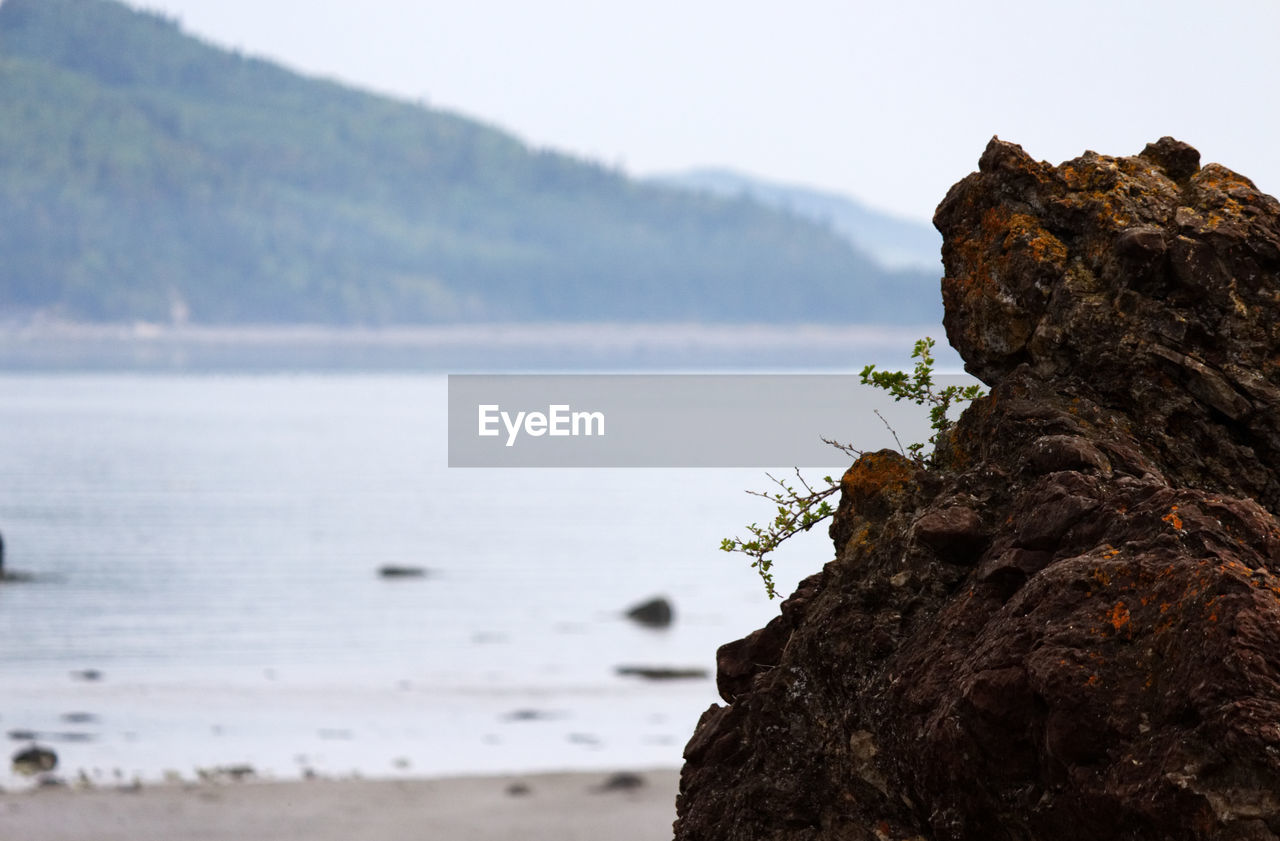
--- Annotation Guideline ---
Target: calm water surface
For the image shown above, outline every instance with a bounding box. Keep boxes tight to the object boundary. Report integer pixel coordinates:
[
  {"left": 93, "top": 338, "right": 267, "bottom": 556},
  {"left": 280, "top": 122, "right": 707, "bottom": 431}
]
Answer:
[{"left": 0, "top": 374, "right": 858, "bottom": 786}]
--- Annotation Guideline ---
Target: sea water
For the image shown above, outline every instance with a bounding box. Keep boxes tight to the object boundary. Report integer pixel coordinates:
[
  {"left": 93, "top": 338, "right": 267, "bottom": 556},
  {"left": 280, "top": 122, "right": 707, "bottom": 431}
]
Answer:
[{"left": 0, "top": 373, "right": 900, "bottom": 788}]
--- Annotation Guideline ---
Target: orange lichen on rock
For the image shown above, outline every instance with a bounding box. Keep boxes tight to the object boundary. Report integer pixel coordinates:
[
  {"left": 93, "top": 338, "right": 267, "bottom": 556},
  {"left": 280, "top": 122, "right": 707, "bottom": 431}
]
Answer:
[
  {"left": 839, "top": 450, "right": 916, "bottom": 509},
  {"left": 1107, "top": 601, "right": 1131, "bottom": 633},
  {"left": 829, "top": 449, "right": 920, "bottom": 552}
]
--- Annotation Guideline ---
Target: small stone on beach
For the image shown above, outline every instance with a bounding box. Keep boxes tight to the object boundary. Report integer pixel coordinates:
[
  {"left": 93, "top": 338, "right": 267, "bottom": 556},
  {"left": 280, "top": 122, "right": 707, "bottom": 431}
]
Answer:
[{"left": 12, "top": 744, "right": 57, "bottom": 776}]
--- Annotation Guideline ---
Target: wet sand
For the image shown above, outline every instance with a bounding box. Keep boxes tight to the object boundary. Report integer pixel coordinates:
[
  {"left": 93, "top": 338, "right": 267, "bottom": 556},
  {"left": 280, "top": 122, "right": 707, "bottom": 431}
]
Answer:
[{"left": 0, "top": 768, "right": 680, "bottom": 841}]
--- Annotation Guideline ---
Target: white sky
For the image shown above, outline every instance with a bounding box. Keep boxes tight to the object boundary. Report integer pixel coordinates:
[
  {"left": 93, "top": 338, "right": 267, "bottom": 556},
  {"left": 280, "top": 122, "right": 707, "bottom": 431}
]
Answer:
[{"left": 124, "top": 0, "right": 1280, "bottom": 222}]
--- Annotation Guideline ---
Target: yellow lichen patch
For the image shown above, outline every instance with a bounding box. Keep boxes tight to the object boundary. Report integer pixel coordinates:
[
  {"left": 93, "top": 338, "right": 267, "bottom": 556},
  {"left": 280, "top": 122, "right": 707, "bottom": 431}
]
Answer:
[
  {"left": 1194, "top": 164, "right": 1256, "bottom": 196},
  {"left": 945, "top": 203, "right": 1068, "bottom": 305},
  {"left": 845, "top": 524, "right": 875, "bottom": 556},
  {"left": 1058, "top": 159, "right": 1123, "bottom": 193},
  {"left": 932, "top": 421, "right": 979, "bottom": 473},
  {"left": 945, "top": 205, "right": 1009, "bottom": 296},
  {"left": 1205, "top": 204, "right": 1243, "bottom": 230},
  {"left": 1094, "top": 195, "right": 1136, "bottom": 231},
  {"left": 1002, "top": 211, "right": 1069, "bottom": 267}
]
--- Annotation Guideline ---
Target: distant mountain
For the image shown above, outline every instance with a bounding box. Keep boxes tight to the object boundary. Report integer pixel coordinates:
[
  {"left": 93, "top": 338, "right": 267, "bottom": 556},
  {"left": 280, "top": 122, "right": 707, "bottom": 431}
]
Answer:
[
  {"left": 653, "top": 169, "right": 942, "bottom": 272},
  {"left": 0, "top": 0, "right": 942, "bottom": 326}
]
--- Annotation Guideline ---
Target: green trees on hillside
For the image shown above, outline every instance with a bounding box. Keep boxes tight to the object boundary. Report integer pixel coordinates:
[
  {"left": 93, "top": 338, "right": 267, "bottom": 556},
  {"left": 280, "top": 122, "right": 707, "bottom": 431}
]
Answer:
[{"left": 0, "top": 0, "right": 941, "bottom": 325}]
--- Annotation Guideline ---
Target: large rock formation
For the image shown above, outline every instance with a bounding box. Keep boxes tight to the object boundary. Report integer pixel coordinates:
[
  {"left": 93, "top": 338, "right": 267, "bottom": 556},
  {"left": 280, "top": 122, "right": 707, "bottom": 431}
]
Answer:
[{"left": 675, "top": 138, "right": 1280, "bottom": 841}]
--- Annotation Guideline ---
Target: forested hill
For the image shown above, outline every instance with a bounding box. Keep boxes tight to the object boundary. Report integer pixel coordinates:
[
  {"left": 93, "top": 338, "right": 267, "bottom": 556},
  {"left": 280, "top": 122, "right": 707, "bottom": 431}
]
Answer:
[{"left": 0, "top": 0, "right": 941, "bottom": 326}]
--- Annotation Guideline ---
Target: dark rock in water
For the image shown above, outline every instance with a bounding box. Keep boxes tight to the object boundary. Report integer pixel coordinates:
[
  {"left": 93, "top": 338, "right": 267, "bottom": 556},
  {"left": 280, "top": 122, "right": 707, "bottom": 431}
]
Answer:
[
  {"left": 69, "top": 669, "right": 102, "bottom": 682},
  {"left": 502, "top": 708, "right": 559, "bottom": 722},
  {"left": 624, "top": 596, "right": 674, "bottom": 628},
  {"left": 5, "top": 729, "right": 95, "bottom": 743},
  {"left": 676, "top": 139, "right": 1280, "bottom": 841},
  {"left": 615, "top": 665, "right": 708, "bottom": 680},
  {"left": 59, "top": 712, "right": 99, "bottom": 724},
  {"left": 0, "top": 530, "right": 36, "bottom": 582},
  {"left": 596, "top": 771, "right": 646, "bottom": 792},
  {"left": 505, "top": 781, "right": 531, "bottom": 796},
  {"left": 12, "top": 744, "right": 57, "bottom": 776},
  {"left": 377, "top": 565, "right": 427, "bottom": 578},
  {"left": 49, "top": 732, "right": 95, "bottom": 743}
]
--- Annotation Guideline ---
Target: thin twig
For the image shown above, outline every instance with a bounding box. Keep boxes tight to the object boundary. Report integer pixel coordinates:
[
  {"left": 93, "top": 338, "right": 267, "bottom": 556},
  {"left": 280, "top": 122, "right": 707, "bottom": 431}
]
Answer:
[
  {"left": 873, "top": 408, "right": 908, "bottom": 459},
  {"left": 819, "top": 436, "right": 863, "bottom": 459}
]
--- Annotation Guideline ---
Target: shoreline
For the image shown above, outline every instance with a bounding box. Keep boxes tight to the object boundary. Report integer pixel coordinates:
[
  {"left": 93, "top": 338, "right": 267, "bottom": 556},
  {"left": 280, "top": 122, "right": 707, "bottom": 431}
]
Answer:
[
  {"left": 0, "top": 320, "right": 950, "bottom": 371},
  {"left": 0, "top": 766, "right": 682, "bottom": 841}
]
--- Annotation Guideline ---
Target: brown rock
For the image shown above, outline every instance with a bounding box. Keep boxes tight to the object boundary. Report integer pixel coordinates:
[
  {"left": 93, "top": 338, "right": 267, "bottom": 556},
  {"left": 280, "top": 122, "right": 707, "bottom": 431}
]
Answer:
[
  {"left": 912, "top": 505, "right": 987, "bottom": 563},
  {"left": 675, "top": 139, "right": 1280, "bottom": 841}
]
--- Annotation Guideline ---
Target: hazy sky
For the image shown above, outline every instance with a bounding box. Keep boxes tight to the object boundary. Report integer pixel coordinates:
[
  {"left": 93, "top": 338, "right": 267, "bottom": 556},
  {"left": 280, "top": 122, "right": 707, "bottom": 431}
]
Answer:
[{"left": 124, "top": 0, "right": 1280, "bottom": 222}]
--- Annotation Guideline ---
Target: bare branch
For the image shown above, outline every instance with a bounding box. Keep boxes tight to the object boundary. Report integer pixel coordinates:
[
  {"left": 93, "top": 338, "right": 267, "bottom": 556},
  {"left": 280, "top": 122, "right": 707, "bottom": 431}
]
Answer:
[{"left": 872, "top": 409, "right": 909, "bottom": 461}]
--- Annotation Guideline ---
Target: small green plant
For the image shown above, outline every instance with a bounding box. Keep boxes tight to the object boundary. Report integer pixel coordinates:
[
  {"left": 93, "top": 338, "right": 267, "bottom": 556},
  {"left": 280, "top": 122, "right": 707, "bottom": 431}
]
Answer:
[
  {"left": 718, "top": 468, "right": 842, "bottom": 601},
  {"left": 858, "top": 336, "right": 986, "bottom": 462},
  {"left": 721, "top": 336, "right": 985, "bottom": 598}
]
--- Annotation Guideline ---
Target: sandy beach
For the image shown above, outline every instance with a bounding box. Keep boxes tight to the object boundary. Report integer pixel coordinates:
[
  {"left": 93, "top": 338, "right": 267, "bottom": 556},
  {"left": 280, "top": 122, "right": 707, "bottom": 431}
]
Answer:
[{"left": 0, "top": 768, "right": 681, "bottom": 841}]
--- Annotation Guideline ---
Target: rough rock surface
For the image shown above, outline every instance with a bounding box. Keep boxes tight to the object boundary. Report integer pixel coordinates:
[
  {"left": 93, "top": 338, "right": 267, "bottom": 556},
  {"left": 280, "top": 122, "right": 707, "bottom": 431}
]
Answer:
[{"left": 674, "top": 138, "right": 1280, "bottom": 841}]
